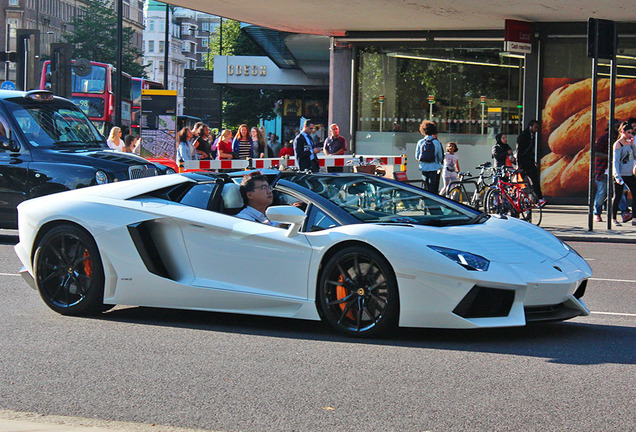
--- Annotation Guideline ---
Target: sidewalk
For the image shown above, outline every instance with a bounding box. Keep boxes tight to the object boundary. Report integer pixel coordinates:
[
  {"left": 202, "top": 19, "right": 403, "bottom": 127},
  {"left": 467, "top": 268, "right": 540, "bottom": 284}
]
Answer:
[{"left": 541, "top": 204, "right": 636, "bottom": 243}]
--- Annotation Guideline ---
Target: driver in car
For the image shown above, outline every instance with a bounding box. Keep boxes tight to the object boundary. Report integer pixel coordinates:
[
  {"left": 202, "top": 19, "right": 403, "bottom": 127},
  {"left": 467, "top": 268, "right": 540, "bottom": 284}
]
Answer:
[{"left": 236, "top": 173, "right": 280, "bottom": 226}]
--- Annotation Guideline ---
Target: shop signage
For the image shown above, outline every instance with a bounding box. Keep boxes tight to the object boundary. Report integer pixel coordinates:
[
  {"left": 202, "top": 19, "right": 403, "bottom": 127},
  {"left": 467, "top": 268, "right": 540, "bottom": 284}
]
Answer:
[
  {"left": 227, "top": 64, "right": 267, "bottom": 76},
  {"left": 504, "top": 19, "right": 532, "bottom": 54},
  {"left": 213, "top": 56, "right": 328, "bottom": 87}
]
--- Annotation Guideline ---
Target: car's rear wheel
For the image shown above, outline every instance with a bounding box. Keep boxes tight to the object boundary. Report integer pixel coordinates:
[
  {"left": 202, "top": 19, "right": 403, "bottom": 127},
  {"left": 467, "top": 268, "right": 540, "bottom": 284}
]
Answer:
[
  {"left": 34, "top": 224, "right": 106, "bottom": 316},
  {"left": 318, "top": 246, "right": 399, "bottom": 337}
]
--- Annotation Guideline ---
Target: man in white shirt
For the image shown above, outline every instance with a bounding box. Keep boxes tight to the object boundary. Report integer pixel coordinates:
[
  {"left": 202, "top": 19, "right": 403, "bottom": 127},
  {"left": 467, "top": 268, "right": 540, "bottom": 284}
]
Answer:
[{"left": 236, "top": 173, "right": 279, "bottom": 226}]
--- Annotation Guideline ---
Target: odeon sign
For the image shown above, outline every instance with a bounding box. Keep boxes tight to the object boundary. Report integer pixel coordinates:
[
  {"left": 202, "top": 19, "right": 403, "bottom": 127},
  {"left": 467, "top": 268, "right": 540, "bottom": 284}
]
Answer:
[{"left": 227, "top": 64, "right": 267, "bottom": 76}]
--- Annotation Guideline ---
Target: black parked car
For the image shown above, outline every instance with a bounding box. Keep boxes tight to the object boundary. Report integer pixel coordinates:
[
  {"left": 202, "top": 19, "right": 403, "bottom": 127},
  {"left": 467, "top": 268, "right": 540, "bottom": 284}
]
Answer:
[{"left": 0, "top": 90, "right": 169, "bottom": 229}]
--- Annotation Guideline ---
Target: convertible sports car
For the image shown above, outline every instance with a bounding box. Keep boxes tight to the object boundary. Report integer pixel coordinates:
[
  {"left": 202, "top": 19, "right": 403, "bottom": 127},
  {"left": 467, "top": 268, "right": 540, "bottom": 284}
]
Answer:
[{"left": 15, "top": 170, "right": 592, "bottom": 337}]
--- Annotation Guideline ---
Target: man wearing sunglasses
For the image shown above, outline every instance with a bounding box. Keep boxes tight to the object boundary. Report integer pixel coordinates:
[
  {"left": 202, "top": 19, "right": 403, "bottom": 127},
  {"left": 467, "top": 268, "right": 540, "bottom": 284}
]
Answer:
[{"left": 236, "top": 173, "right": 279, "bottom": 226}]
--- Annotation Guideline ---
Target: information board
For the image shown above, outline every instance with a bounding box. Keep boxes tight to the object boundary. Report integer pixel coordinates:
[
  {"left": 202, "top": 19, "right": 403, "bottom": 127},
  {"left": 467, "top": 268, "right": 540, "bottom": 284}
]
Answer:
[{"left": 140, "top": 89, "right": 177, "bottom": 160}]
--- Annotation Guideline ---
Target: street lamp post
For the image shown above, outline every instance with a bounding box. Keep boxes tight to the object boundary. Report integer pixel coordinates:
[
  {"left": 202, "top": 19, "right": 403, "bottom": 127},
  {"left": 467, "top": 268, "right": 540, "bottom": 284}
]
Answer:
[
  {"left": 115, "top": 0, "right": 123, "bottom": 127},
  {"left": 163, "top": 4, "right": 170, "bottom": 89}
]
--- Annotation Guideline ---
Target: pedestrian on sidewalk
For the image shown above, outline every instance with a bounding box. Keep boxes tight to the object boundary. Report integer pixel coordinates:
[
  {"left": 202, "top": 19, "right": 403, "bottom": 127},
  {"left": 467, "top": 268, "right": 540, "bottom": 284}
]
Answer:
[
  {"left": 612, "top": 121, "right": 636, "bottom": 226},
  {"left": 492, "top": 133, "right": 515, "bottom": 168},
  {"left": 593, "top": 121, "right": 630, "bottom": 223},
  {"left": 516, "top": 120, "right": 546, "bottom": 206},
  {"left": 416, "top": 120, "right": 444, "bottom": 194},
  {"left": 440, "top": 141, "right": 460, "bottom": 195}
]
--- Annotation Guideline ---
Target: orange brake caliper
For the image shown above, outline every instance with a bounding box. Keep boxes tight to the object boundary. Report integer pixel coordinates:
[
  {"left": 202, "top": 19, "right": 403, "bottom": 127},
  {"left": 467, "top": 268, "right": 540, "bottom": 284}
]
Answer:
[
  {"left": 83, "top": 249, "right": 93, "bottom": 277},
  {"left": 336, "top": 274, "right": 355, "bottom": 320}
]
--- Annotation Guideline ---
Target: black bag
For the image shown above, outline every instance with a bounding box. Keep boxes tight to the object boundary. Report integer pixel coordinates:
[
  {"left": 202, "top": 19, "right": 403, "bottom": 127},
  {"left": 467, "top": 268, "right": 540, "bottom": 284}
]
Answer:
[{"left": 419, "top": 137, "right": 436, "bottom": 162}]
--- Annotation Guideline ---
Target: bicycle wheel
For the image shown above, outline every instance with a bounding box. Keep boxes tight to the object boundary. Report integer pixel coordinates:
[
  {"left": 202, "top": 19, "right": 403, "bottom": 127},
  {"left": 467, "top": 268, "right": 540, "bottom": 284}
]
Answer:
[
  {"left": 518, "top": 190, "right": 542, "bottom": 226},
  {"left": 473, "top": 186, "right": 488, "bottom": 211},
  {"left": 447, "top": 185, "right": 468, "bottom": 206},
  {"left": 484, "top": 188, "right": 502, "bottom": 215}
]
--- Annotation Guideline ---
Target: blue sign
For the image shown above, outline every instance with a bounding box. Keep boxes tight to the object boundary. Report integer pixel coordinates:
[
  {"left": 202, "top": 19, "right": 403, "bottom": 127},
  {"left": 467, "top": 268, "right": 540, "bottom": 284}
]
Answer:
[{"left": 1, "top": 81, "right": 16, "bottom": 90}]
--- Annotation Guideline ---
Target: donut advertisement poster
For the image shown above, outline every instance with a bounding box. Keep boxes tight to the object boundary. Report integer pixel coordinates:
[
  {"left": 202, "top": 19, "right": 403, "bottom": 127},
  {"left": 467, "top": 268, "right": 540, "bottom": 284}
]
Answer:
[{"left": 540, "top": 77, "right": 636, "bottom": 197}]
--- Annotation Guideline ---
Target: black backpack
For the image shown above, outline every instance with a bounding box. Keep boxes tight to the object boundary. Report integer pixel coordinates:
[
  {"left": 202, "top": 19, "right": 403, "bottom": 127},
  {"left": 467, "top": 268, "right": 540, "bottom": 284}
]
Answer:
[{"left": 419, "top": 137, "right": 436, "bottom": 162}]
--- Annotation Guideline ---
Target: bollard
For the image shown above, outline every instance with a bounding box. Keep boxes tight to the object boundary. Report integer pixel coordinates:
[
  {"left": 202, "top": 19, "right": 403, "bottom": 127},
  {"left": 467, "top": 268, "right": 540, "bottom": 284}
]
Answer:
[
  {"left": 401, "top": 153, "right": 407, "bottom": 172},
  {"left": 178, "top": 158, "right": 184, "bottom": 173}
]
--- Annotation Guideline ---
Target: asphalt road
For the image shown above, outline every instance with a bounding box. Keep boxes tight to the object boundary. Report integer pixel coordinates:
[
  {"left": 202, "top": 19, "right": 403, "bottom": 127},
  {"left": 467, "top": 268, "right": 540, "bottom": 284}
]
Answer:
[{"left": 0, "top": 238, "right": 634, "bottom": 432}]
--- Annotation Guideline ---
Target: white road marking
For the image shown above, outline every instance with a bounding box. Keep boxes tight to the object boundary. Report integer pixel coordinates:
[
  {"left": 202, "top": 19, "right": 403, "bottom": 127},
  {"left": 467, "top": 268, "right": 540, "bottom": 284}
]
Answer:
[
  {"left": 0, "top": 272, "right": 20, "bottom": 277},
  {"left": 590, "top": 277, "right": 636, "bottom": 283},
  {"left": 591, "top": 311, "right": 636, "bottom": 317}
]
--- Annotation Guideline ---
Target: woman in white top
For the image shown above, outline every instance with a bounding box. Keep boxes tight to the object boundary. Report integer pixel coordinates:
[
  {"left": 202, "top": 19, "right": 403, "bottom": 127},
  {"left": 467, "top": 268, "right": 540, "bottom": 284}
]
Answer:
[
  {"left": 106, "top": 126, "right": 124, "bottom": 151},
  {"left": 440, "top": 141, "right": 460, "bottom": 195},
  {"left": 612, "top": 121, "right": 636, "bottom": 226}
]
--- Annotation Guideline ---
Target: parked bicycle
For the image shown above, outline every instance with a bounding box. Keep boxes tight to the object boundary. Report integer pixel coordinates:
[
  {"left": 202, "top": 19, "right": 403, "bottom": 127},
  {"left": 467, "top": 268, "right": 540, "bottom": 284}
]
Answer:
[
  {"left": 483, "top": 166, "right": 542, "bottom": 225},
  {"left": 444, "top": 162, "right": 494, "bottom": 211}
]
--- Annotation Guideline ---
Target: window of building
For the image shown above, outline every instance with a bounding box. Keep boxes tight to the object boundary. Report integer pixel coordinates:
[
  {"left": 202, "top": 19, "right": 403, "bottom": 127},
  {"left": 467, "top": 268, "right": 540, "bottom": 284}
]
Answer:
[
  {"left": 148, "top": 40, "right": 154, "bottom": 52},
  {"left": 356, "top": 44, "right": 523, "bottom": 135},
  {"left": 149, "top": 19, "right": 154, "bottom": 32},
  {"left": 159, "top": 41, "right": 165, "bottom": 53},
  {"left": 8, "top": 0, "right": 19, "bottom": 6}
]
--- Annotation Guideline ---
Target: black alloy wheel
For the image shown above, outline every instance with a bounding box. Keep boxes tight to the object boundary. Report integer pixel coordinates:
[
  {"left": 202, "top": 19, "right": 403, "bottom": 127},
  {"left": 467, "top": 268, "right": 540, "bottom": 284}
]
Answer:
[
  {"left": 34, "top": 224, "right": 106, "bottom": 315},
  {"left": 318, "top": 246, "right": 399, "bottom": 337}
]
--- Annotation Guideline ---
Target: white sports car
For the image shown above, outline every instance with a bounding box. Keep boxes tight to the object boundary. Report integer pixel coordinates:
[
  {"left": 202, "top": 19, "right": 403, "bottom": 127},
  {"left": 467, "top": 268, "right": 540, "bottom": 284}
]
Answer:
[{"left": 15, "top": 170, "right": 592, "bottom": 337}]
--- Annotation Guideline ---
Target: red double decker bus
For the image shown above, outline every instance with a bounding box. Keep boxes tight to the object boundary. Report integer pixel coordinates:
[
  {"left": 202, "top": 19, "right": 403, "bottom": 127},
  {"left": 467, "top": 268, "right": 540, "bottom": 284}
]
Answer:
[
  {"left": 131, "top": 77, "right": 164, "bottom": 132},
  {"left": 40, "top": 60, "right": 133, "bottom": 136}
]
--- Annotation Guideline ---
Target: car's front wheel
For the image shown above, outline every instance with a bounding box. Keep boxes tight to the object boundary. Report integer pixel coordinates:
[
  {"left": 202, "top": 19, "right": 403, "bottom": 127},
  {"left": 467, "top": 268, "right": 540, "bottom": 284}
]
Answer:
[
  {"left": 318, "top": 246, "right": 399, "bottom": 337},
  {"left": 34, "top": 224, "right": 106, "bottom": 316}
]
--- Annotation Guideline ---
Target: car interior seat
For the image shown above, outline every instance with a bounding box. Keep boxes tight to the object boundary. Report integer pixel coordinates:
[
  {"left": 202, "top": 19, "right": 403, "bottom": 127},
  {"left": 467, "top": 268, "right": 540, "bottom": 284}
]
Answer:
[{"left": 220, "top": 182, "right": 244, "bottom": 215}]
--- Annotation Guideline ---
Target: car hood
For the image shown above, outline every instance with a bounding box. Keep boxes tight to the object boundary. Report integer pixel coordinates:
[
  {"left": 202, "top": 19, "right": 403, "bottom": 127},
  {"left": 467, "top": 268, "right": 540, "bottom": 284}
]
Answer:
[
  {"left": 36, "top": 148, "right": 155, "bottom": 169},
  {"left": 365, "top": 216, "right": 569, "bottom": 264}
]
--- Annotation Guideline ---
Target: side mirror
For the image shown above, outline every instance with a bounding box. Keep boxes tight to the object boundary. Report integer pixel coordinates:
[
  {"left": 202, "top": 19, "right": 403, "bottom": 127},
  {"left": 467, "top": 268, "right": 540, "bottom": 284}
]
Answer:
[
  {"left": 266, "top": 205, "right": 307, "bottom": 237},
  {"left": 0, "top": 134, "right": 19, "bottom": 152}
]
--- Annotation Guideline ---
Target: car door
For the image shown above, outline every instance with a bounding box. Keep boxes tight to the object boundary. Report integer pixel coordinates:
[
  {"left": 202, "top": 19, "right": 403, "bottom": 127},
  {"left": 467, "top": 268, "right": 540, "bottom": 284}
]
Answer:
[
  {"left": 0, "top": 111, "right": 31, "bottom": 228},
  {"left": 177, "top": 204, "right": 315, "bottom": 303}
]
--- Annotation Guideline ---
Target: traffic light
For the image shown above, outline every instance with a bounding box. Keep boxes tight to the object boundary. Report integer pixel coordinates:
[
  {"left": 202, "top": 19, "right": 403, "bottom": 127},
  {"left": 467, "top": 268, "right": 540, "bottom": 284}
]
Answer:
[
  {"left": 50, "top": 43, "right": 73, "bottom": 98},
  {"left": 15, "top": 29, "right": 40, "bottom": 90}
]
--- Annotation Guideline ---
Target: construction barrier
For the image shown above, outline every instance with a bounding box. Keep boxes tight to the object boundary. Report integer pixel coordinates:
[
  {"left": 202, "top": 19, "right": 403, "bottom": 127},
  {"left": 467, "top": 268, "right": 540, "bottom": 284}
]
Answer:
[{"left": 183, "top": 155, "right": 405, "bottom": 171}]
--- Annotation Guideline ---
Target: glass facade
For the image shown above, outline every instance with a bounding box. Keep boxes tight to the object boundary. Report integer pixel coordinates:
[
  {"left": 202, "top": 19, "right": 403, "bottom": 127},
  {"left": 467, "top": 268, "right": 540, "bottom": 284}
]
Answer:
[{"left": 357, "top": 44, "right": 524, "bottom": 136}]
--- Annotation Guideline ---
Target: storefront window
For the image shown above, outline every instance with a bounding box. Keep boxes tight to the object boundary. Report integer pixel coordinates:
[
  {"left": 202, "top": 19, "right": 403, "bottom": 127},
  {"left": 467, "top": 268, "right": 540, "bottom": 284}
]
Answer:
[{"left": 357, "top": 45, "right": 524, "bottom": 135}]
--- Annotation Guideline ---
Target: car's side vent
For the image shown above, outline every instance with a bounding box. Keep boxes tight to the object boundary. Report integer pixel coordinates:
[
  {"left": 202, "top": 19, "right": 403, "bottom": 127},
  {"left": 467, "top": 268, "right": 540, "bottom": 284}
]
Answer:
[
  {"left": 127, "top": 221, "right": 171, "bottom": 279},
  {"left": 453, "top": 286, "right": 515, "bottom": 319}
]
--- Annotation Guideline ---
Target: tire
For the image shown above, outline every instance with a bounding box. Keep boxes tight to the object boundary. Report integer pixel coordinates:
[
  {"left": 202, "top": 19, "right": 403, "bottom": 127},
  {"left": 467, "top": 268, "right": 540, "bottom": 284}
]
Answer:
[
  {"left": 474, "top": 187, "right": 487, "bottom": 211},
  {"left": 484, "top": 188, "right": 502, "bottom": 215},
  {"left": 34, "top": 224, "right": 106, "bottom": 316},
  {"left": 318, "top": 246, "right": 399, "bottom": 337},
  {"left": 518, "top": 190, "right": 542, "bottom": 226},
  {"left": 447, "top": 186, "right": 467, "bottom": 206}
]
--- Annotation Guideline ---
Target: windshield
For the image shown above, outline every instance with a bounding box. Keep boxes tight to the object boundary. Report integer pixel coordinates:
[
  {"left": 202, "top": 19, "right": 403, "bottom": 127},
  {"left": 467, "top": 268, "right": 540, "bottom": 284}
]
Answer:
[
  {"left": 5, "top": 99, "right": 106, "bottom": 149},
  {"left": 289, "top": 174, "right": 483, "bottom": 226}
]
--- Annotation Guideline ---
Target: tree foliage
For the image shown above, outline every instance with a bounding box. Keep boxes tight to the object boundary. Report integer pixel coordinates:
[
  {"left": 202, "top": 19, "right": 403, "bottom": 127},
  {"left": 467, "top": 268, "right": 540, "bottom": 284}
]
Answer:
[
  {"left": 206, "top": 19, "right": 281, "bottom": 129},
  {"left": 62, "top": 0, "right": 146, "bottom": 77}
]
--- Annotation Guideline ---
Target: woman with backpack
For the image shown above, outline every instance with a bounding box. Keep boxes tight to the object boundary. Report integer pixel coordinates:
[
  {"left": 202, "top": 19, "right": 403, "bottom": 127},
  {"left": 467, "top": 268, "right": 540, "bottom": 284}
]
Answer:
[{"left": 415, "top": 120, "right": 444, "bottom": 194}]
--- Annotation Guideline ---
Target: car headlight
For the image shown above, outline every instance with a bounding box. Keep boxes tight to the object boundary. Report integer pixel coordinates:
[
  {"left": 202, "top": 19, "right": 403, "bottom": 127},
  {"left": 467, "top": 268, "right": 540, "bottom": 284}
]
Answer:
[
  {"left": 428, "top": 246, "right": 490, "bottom": 271},
  {"left": 95, "top": 170, "right": 108, "bottom": 185}
]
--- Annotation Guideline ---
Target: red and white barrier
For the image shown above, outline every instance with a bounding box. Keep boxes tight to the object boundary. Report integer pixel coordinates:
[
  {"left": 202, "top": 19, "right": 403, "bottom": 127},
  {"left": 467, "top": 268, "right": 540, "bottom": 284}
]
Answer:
[{"left": 182, "top": 155, "right": 404, "bottom": 171}]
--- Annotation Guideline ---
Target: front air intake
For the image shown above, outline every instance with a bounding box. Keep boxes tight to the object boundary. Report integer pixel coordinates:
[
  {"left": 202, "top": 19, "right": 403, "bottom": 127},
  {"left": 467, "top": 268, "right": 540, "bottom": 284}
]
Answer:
[{"left": 453, "top": 286, "right": 515, "bottom": 319}]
